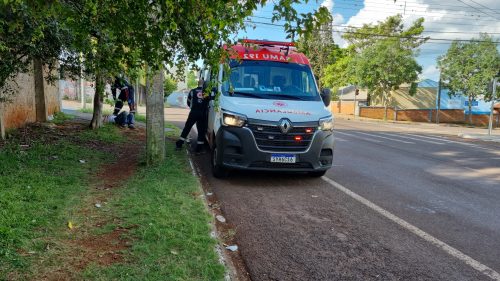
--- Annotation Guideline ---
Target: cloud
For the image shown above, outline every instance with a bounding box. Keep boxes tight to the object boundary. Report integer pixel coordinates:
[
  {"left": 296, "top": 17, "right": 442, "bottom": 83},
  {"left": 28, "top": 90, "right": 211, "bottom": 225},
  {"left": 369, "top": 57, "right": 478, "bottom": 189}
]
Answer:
[
  {"left": 337, "top": 0, "right": 500, "bottom": 81},
  {"left": 321, "top": 0, "right": 334, "bottom": 12},
  {"left": 420, "top": 64, "right": 440, "bottom": 81}
]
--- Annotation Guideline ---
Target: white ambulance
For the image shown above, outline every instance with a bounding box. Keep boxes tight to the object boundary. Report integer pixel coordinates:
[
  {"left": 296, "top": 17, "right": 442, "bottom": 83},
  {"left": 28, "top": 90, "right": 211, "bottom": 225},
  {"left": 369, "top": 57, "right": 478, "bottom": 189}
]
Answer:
[{"left": 206, "top": 39, "right": 335, "bottom": 178}]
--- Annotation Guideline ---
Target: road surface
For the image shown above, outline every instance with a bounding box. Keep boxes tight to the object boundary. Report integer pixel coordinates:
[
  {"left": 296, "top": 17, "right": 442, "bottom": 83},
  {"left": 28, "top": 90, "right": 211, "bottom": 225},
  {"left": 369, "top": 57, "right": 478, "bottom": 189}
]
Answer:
[{"left": 190, "top": 118, "right": 500, "bottom": 281}]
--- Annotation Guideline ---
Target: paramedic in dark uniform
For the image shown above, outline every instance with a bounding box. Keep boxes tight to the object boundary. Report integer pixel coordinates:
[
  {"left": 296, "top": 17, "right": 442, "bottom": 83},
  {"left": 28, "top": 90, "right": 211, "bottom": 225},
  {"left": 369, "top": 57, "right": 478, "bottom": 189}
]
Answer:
[
  {"left": 111, "top": 76, "right": 136, "bottom": 129},
  {"left": 176, "top": 78, "right": 209, "bottom": 152}
]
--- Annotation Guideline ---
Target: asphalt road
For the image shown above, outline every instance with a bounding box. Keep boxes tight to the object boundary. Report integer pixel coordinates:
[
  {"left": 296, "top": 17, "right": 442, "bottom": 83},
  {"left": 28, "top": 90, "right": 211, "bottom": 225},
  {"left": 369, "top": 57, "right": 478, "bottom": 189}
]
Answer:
[{"left": 189, "top": 118, "right": 500, "bottom": 281}]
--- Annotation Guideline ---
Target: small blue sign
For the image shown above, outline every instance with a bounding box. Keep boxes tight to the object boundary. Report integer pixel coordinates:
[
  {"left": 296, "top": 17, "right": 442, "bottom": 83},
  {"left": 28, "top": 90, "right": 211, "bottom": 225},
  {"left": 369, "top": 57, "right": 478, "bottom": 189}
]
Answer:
[{"left": 464, "top": 100, "right": 479, "bottom": 106}]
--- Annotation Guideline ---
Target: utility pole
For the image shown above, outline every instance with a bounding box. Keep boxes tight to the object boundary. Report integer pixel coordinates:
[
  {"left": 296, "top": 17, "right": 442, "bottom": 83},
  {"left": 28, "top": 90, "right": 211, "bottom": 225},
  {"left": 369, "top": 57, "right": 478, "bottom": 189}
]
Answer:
[
  {"left": 354, "top": 87, "right": 358, "bottom": 117},
  {"left": 436, "top": 76, "right": 442, "bottom": 124},
  {"left": 339, "top": 87, "right": 343, "bottom": 114},
  {"left": 488, "top": 77, "right": 498, "bottom": 136},
  {"left": 79, "top": 53, "right": 86, "bottom": 109}
]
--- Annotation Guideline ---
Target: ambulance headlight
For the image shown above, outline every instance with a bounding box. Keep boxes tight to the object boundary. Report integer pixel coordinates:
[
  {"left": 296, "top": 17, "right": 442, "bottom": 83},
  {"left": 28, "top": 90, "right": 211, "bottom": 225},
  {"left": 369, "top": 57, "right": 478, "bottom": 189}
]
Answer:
[
  {"left": 319, "top": 116, "right": 334, "bottom": 131},
  {"left": 222, "top": 111, "right": 247, "bottom": 127}
]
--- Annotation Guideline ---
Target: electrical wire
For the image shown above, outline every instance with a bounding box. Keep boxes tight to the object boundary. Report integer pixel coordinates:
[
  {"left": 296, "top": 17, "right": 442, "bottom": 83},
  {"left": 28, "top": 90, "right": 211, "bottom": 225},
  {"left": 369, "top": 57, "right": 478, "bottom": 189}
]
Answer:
[
  {"left": 244, "top": 20, "right": 500, "bottom": 44},
  {"left": 249, "top": 15, "right": 500, "bottom": 35}
]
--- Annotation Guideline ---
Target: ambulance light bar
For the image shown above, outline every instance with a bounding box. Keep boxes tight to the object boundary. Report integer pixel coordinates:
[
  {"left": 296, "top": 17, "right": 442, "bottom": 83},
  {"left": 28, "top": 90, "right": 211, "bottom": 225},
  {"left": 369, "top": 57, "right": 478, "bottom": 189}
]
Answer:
[{"left": 240, "top": 39, "right": 295, "bottom": 47}]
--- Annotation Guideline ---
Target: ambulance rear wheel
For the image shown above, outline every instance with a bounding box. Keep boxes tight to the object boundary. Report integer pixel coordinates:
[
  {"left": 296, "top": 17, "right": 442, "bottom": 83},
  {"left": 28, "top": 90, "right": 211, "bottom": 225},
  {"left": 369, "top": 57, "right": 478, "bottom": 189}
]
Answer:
[{"left": 211, "top": 144, "right": 228, "bottom": 178}]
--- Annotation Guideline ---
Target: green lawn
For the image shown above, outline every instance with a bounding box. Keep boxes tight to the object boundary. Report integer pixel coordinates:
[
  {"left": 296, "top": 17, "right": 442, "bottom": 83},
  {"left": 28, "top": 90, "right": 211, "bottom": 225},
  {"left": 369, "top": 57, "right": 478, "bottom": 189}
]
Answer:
[
  {"left": 0, "top": 119, "right": 224, "bottom": 280},
  {"left": 84, "top": 143, "right": 224, "bottom": 280},
  {"left": 0, "top": 127, "right": 108, "bottom": 277}
]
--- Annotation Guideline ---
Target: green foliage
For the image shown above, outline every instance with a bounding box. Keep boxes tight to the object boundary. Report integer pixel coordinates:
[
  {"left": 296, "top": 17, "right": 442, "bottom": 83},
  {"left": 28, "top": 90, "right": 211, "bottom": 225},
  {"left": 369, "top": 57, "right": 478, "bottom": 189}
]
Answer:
[
  {"left": 343, "top": 14, "right": 427, "bottom": 52},
  {"left": 322, "top": 46, "right": 357, "bottom": 96},
  {"left": 336, "top": 15, "right": 426, "bottom": 118},
  {"left": 297, "top": 22, "right": 336, "bottom": 88},
  {"left": 438, "top": 34, "right": 500, "bottom": 102},
  {"left": 83, "top": 143, "right": 225, "bottom": 281},
  {"left": 0, "top": 1, "right": 71, "bottom": 101},
  {"left": 164, "top": 76, "right": 177, "bottom": 97},
  {"left": 186, "top": 71, "right": 197, "bottom": 90}
]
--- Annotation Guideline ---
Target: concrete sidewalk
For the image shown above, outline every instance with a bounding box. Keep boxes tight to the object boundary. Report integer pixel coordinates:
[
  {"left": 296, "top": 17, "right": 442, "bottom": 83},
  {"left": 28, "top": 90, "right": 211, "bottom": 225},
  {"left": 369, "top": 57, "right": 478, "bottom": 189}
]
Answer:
[
  {"left": 459, "top": 133, "right": 500, "bottom": 143},
  {"left": 62, "top": 100, "right": 189, "bottom": 128},
  {"left": 334, "top": 113, "right": 500, "bottom": 141}
]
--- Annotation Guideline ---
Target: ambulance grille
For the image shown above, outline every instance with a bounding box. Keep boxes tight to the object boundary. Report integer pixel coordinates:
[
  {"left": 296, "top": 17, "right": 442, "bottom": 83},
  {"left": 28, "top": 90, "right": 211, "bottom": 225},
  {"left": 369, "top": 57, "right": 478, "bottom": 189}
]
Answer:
[{"left": 247, "top": 121, "right": 316, "bottom": 152}]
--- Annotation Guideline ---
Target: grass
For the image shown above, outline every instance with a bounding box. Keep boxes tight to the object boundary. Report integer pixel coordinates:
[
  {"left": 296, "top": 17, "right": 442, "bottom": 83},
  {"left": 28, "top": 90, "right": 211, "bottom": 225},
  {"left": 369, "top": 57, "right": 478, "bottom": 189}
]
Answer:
[
  {"left": 51, "top": 112, "right": 74, "bottom": 125},
  {"left": 0, "top": 119, "right": 224, "bottom": 280},
  {"left": 0, "top": 129, "right": 109, "bottom": 277},
  {"left": 79, "top": 124, "right": 125, "bottom": 144},
  {"left": 83, "top": 143, "right": 225, "bottom": 281}
]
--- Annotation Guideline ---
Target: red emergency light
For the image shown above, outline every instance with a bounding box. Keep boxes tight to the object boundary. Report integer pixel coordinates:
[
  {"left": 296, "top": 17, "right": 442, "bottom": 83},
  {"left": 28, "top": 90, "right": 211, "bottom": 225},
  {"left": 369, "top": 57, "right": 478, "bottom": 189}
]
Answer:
[
  {"left": 294, "top": 135, "right": 303, "bottom": 142},
  {"left": 240, "top": 39, "right": 295, "bottom": 47}
]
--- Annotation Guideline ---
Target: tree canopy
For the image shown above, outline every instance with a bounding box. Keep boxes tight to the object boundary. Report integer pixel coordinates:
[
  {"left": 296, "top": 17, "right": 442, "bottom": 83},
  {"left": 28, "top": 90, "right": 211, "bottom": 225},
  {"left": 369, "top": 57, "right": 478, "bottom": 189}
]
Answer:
[
  {"left": 0, "top": 1, "right": 70, "bottom": 102},
  {"left": 438, "top": 34, "right": 500, "bottom": 124},
  {"left": 322, "top": 15, "right": 426, "bottom": 118},
  {"left": 297, "top": 22, "right": 336, "bottom": 88},
  {"left": 1, "top": 0, "right": 331, "bottom": 163}
]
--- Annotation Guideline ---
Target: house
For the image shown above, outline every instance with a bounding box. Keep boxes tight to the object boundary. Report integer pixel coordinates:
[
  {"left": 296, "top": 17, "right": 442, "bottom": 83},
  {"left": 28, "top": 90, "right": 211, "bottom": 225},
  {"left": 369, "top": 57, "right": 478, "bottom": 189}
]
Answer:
[
  {"left": 369, "top": 79, "right": 437, "bottom": 109},
  {"left": 330, "top": 85, "right": 368, "bottom": 115},
  {"left": 354, "top": 79, "right": 498, "bottom": 126}
]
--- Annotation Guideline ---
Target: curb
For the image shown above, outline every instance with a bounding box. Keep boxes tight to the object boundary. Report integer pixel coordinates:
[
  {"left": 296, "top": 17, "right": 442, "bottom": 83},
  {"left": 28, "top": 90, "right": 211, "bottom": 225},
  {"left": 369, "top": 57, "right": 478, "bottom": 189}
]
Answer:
[
  {"left": 186, "top": 151, "right": 240, "bottom": 281},
  {"left": 458, "top": 133, "right": 500, "bottom": 143}
]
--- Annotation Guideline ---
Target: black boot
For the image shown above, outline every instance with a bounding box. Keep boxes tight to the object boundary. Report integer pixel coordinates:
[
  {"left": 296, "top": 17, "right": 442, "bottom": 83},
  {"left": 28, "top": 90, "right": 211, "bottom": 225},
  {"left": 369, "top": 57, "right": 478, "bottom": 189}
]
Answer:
[{"left": 175, "top": 139, "right": 184, "bottom": 150}]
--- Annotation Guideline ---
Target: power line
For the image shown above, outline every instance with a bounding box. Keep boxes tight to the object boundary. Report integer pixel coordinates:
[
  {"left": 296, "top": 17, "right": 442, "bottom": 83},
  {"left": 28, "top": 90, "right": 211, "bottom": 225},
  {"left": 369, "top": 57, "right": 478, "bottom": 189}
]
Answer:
[
  {"left": 244, "top": 20, "right": 500, "bottom": 44},
  {"left": 249, "top": 16, "right": 500, "bottom": 35},
  {"left": 256, "top": 8, "right": 496, "bottom": 27},
  {"left": 256, "top": 1, "right": 500, "bottom": 22},
  {"left": 454, "top": 0, "right": 500, "bottom": 20},
  {"left": 336, "top": 0, "right": 500, "bottom": 12},
  {"left": 332, "top": 2, "right": 499, "bottom": 20}
]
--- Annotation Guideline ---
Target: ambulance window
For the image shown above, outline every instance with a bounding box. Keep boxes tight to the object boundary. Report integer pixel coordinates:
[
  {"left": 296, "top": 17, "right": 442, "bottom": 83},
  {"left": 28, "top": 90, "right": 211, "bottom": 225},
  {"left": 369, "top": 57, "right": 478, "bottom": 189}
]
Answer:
[{"left": 222, "top": 60, "right": 320, "bottom": 101}]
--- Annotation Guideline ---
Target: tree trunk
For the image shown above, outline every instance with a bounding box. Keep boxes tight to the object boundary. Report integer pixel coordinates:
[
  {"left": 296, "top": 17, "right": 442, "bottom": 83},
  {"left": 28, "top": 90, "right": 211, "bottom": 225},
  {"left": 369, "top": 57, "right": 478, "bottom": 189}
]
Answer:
[
  {"left": 34, "top": 58, "right": 47, "bottom": 122},
  {"left": 468, "top": 95, "right": 473, "bottom": 126},
  {"left": 0, "top": 104, "right": 5, "bottom": 139},
  {"left": 146, "top": 68, "right": 165, "bottom": 165},
  {"left": 90, "top": 73, "right": 104, "bottom": 129}
]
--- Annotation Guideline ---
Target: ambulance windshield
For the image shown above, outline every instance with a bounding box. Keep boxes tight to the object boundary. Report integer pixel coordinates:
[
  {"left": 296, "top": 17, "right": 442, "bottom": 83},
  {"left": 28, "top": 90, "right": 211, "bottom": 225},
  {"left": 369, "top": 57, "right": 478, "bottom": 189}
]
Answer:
[{"left": 222, "top": 60, "right": 321, "bottom": 101}]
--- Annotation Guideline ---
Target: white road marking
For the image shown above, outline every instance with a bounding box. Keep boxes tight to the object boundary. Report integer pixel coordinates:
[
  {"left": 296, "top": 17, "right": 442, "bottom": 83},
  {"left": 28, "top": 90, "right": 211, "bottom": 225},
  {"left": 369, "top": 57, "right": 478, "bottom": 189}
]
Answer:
[
  {"left": 321, "top": 176, "right": 500, "bottom": 281},
  {"left": 336, "top": 131, "right": 382, "bottom": 143},
  {"left": 404, "top": 133, "right": 478, "bottom": 146},
  {"left": 355, "top": 131, "right": 415, "bottom": 144},
  {"left": 379, "top": 132, "right": 445, "bottom": 145}
]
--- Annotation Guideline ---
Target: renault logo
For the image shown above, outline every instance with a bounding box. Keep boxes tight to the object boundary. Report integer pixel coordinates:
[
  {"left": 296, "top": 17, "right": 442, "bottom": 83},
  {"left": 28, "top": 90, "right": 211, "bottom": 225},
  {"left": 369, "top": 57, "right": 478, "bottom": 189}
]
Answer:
[{"left": 279, "top": 119, "right": 292, "bottom": 134}]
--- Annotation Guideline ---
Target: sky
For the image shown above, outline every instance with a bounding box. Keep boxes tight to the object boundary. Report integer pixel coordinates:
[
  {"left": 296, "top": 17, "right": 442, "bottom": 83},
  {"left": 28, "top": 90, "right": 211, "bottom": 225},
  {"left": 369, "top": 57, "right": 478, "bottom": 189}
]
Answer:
[{"left": 239, "top": 0, "right": 500, "bottom": 82}]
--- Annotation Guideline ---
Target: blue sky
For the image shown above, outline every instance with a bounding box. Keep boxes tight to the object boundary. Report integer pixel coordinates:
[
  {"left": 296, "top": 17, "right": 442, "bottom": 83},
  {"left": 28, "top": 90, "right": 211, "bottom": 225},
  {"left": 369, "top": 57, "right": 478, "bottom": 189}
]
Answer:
[{"left": 238, "top": 0, "right": 500, "bottom": 82}]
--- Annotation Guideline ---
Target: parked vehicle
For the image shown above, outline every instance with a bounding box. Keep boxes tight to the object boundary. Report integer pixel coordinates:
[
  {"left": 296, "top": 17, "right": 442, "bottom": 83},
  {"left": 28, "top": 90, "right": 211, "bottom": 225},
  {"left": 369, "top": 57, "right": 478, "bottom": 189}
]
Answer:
[{"left": 205, "top": 39, "right": 335, "bottom": 178}]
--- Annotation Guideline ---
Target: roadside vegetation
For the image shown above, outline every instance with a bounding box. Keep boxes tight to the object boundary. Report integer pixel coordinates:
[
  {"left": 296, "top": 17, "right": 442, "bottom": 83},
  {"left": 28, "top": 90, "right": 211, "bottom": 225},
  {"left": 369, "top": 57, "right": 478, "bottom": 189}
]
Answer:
[{"left": 0, "top": 117, "right": 223, "bottom": 280}]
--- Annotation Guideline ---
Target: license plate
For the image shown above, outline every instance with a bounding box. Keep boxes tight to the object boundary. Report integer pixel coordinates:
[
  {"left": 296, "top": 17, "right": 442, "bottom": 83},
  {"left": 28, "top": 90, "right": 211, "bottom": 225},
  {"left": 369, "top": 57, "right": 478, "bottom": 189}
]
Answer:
[{"left": 270, "top": 154, "right": 296, "bottom": 163}]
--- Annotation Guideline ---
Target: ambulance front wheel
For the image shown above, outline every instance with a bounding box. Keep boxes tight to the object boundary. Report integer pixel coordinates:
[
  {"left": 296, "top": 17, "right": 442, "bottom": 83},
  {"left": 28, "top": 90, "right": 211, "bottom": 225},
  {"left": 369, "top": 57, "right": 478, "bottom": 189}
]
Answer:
[{"left": 211, "top": 144, "right": 228, "bottom": 178}]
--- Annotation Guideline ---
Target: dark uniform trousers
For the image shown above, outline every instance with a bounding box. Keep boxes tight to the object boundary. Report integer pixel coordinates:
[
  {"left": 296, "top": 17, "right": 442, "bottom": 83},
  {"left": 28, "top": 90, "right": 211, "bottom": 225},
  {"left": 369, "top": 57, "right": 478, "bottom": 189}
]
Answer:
[{"left": 180, "top": 110, "right": 207, "bottom": 144}]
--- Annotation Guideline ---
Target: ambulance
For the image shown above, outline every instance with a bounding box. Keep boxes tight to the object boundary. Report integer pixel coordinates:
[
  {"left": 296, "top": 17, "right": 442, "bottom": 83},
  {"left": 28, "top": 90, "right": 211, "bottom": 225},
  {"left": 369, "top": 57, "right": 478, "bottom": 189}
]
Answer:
[{"left": 206, "top": 39, "right": 335, "bottom": 178}]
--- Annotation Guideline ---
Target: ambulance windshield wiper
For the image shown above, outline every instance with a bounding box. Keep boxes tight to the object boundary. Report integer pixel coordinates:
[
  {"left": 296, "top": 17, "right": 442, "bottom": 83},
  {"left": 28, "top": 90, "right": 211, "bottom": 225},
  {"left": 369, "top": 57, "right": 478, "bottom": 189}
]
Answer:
[
  {"left": 266, "top": 93, "right": 304, "bottom": 100},
  {"left": 228, "top": 91, "right": 263, "bottom": 99}
]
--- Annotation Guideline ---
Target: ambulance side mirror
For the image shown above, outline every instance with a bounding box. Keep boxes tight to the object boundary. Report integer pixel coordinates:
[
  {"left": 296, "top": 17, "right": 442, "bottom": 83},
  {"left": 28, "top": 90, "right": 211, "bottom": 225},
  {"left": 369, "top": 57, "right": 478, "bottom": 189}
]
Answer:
[{"left": 320, "top": 88, "right": 331, "bottom": 107}]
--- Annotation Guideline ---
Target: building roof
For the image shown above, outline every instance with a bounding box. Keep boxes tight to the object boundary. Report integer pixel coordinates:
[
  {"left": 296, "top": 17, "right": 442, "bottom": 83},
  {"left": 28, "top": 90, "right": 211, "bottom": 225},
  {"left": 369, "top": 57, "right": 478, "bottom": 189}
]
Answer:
[
  {"left": 337, "top": 85, "right": 368, "bottom": 101},
  {"left": 417, "top": 79, "right": 438, "bottom": 88}
]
